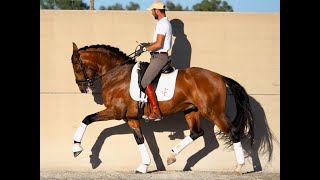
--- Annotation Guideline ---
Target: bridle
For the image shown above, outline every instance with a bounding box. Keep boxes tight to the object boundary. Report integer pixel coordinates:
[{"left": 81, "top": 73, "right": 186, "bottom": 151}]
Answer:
[
  {"left": 71, "top": 54, "right": 98, "bottom": 87},
  {"left": 71, "top": 44, "right": 143, "bottom": 87}
]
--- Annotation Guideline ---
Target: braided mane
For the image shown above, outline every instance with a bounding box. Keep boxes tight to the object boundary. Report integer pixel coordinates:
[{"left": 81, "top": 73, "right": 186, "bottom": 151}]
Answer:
[{"left": 78, "top": 44, "right": 129, "bottom": 59}]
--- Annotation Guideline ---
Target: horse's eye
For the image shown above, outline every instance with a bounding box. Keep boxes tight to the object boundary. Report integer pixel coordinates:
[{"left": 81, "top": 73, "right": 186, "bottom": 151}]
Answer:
[{"left": 75, "top": 67, "right": 82, "bottom": 73}]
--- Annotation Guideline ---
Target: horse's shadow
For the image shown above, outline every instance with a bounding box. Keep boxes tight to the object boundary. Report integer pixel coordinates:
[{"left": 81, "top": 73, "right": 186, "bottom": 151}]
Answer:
[
  {"left": 225, "top": 90, "right": 279, "bottom": 173},
  {"left": 90, "top": 78, "right": 103, "bottom": 105},
  {"left": 89, "top": 111, "right": 217, "bottom": 171},
  {"left": 88, "top": 84, "right": 278, "bottom": 172}
]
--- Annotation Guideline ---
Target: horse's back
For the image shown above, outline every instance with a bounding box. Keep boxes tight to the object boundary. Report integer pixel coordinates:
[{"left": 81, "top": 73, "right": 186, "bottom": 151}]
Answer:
[
  {"left": 177, "top": 67, "right": 226, "bottom": 89},
  {"left": 170, "top": 67, "right": 228, "bottom": 119},
  {"left": 173, "top": 67, "right": 227, "bottom": 106}
]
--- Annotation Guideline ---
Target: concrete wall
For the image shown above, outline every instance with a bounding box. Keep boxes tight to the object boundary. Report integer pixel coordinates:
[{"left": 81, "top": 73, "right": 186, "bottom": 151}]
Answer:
[{"left": 40, "top": 10, "right": 280, "bottom": 172}]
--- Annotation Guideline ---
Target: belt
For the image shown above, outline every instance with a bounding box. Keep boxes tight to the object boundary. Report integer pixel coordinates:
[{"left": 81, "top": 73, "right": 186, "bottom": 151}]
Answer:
[{"left": 150, "top": 52, "right": 168, "bottom": 55}]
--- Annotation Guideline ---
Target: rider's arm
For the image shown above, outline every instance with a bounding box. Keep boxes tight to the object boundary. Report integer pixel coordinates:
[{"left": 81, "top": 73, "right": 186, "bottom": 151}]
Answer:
[{"left": 145, "top": 34, "right": 165, "bottom": 52}]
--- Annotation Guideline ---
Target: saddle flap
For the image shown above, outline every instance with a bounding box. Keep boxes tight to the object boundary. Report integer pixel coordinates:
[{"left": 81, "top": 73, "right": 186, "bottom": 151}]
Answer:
[
  {"left": 130, "top": 62, "right": 178, "bottom": 102},
  {"left": 137, "top": 61, "right": 174, "bottom": 92}
]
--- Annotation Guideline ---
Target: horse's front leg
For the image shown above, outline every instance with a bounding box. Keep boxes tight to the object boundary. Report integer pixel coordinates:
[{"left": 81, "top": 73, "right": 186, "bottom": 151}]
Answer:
[
  {"left": 127, "top": 119, "right": 151, "bottom": 174},
  {"left": 72, "top": 108, "right": 117, "bottom": 157}
]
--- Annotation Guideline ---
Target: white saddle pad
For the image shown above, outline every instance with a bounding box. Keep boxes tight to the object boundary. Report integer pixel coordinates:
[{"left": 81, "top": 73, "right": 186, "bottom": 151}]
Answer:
[{"left": 129, "top": 62, "right": 178, "bottom": 102}]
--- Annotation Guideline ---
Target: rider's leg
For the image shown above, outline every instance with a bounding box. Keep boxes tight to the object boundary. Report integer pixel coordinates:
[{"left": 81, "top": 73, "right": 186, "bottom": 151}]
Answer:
[
  {"left": 141, "top": 54, "right": 169, "bottom": 121},
  {"left": 143, "top": 84, "right": 162, "bottom": 121}
]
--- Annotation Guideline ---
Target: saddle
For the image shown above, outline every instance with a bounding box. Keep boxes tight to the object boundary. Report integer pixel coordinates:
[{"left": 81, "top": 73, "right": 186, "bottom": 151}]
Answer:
[
  {"left": 136, "top": 60, "right": 175, "bottom": 120},
  {"left": 138, "top": 60, "right": 175, "bottom": 93}
]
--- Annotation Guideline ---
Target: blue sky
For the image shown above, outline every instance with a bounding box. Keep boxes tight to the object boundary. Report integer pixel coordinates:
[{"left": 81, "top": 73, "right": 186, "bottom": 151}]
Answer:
[{"left": 83, "top": 0, "right": 280, "bottom": 12}]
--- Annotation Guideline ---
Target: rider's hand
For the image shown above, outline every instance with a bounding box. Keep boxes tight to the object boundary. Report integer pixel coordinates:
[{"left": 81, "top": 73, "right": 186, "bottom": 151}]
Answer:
[
  {"left": 140, "top": 42, "right": 150, "bottom": 48},
  {"left": 136, "top": 46, "right": 146, "bottom": 56}
]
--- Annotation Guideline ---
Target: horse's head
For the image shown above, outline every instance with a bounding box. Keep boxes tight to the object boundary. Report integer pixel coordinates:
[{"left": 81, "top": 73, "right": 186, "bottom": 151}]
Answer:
[
  {"left": 71, "top": 42, "right": 98, "bottom": 93},
  {"left": 70, "top": 42, "right": 137, "bottom": 93}
]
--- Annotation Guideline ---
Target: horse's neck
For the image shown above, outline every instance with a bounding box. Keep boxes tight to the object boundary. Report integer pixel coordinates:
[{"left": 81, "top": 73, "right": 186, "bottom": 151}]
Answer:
[
  {"left": 97, "top": 53, "right": 124, "bottom": 74},
  {"left": 100, "top": 63, "right": 133, "bottom": 84}
]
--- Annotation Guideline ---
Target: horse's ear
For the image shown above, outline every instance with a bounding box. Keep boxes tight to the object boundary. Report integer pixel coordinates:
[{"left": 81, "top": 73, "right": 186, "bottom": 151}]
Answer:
[{"left": 72, "top": 42, "right": 78, "bottom": 52}]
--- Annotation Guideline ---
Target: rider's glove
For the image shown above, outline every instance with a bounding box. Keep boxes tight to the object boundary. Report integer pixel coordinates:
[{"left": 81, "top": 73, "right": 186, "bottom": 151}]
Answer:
[
  {"left": 140, "top": 42, "right": 150, "bottom": 47},
  {"left": 136, "top": 46, "right": 147, "bottom": 56}
]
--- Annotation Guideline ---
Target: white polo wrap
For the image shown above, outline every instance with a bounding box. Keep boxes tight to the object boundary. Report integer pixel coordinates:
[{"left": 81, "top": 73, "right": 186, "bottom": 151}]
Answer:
[
  {"left": 138, "top": 144, "right": 151, "bottom": 165},
  {"left": 233, "top": 142, "right": 245, "bottom": 165},
  {"left": 73, "top": 123, "right": 87, "bottom": 142},
  {"left": 171, "top": 136, "right": 194, "bottom": 155}
]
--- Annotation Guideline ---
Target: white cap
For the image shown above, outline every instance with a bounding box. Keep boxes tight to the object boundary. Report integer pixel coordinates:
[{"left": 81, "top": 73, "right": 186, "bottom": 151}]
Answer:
[{"left": 147, "top": 1, "right": 166, "bottom": 11}]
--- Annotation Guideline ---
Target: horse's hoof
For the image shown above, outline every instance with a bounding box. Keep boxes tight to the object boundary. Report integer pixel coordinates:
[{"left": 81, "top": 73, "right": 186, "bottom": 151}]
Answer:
[
  {"left": 234, "top": 171, "right": 242, "bottom": 176},
  {"left": 135, "top": 164, "right": 148, "bottom": 174},
  {"left": 73, "top": 151, "right": 82, "bottom": 157},
  {"left": 167, "top": 156, "right": 176, "bottom": 165},
  {"left": 234, "top": 164, "right": 243, "bottom": 176},
  {"left": 72, "top": 143, "right": 83, "bottom": 157},
  {"left": 90, "top": 155, "right": 102, "bottom": 169}
]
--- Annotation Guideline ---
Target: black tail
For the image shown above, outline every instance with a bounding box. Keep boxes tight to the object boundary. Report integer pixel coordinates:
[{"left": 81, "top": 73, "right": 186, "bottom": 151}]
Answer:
[{"left": 222, "top": 76, "right": 254, "bottom": 146}]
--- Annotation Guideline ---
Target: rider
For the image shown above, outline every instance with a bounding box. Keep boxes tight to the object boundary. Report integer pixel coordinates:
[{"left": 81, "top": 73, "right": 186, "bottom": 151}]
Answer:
[{"left": 136, "top": 0, "right": 172, "bottom": 121}]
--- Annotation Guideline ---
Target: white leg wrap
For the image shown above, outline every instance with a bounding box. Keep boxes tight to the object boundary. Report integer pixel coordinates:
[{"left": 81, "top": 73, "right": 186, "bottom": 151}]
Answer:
[
  {"left": 171, "top": 136, "right": 194, "bottom": 155},
  {"left": 73, "top": 123, "right": 87, "bottom": 142},
  {"left": 138, "top": 144, "right": 151, "bottom": 165},
  {"left": 233, "top": 142, "right": 245, "bottom": 165}
]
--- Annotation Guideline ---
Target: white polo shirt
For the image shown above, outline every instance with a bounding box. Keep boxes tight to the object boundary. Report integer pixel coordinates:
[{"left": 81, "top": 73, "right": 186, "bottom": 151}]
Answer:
[{"left": 153, "top": 17, "right": 172, "bottom": 52}]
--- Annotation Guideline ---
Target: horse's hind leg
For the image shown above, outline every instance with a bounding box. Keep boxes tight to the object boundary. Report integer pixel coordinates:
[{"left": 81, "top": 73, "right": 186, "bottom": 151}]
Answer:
[
  {"left": 202, "top": 111, "right": 245, "bottom": 175},
  {"left": 127, "top": 119, "right": 151, "bottom": 174},
  {"left": 167, "top": 108, "right": 204, "bottom": 165}
]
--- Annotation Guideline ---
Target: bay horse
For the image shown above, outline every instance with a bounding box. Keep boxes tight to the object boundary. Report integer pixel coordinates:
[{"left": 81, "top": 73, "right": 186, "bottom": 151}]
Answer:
[{"left": 70, "top": 42, "right": 254, "bottom": 175}]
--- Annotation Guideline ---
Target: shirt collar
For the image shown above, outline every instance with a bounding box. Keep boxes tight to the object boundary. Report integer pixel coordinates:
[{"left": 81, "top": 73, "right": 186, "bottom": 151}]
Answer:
[{"left": 158, "top": 17, "right": 168, "bottom": 23}]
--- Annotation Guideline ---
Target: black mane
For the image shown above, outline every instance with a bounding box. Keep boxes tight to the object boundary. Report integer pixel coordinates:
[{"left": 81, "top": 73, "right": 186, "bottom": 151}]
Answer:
[{"left": 78, "top": 44, "right": 135, "bottom": 63}]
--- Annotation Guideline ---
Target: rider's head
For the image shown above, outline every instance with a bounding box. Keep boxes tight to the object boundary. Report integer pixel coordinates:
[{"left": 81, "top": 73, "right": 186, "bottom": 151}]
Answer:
[{"left": 147, "top": 1, "right": 166, "bottom": 20}]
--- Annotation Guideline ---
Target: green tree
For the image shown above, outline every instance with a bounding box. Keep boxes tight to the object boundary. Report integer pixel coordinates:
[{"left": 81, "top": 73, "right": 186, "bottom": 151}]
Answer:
[
  {"left": 102, "top": 2, "right": 139, "bottom": 11},
  {"left": 126, "top": 2, "right": 140, "bottom": 10},
  {"left": 192, "top": 0, "right": 233, "bottom": 12},
  {"left": 40, "top": 0, "right": 56, "bottom": 9},
  {"left": 40, "top": 0, "right": 89, "bottom": 10},
  {"left": 166, "top": 1, "right": 183, "bottom": 11},
  {"left": 99, "top": 6, "right": 106, "bottom": 10},
  {"left": 107, "top": 3, "right": 124, "bottom": 10}
]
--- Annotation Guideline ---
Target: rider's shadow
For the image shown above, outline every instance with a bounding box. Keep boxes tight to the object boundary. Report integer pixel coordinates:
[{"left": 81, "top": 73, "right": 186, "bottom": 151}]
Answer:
[{"left": 170, "top": 19, "right": 192, "bottom": 69}]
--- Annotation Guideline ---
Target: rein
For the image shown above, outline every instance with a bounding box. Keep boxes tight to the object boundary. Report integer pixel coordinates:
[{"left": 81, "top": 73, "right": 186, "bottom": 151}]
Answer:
[
  {"left": 96, "top": 56, "right": 135, "bottom": 79},
  {"left": 73, "top": 48, "right": 139, "bottom": 86},
  {"left": 93, "top": 45, "right": 142, "bottom": 80},
  {"left": 72, "top": 55, "right": 96, "bottom": 86}
]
